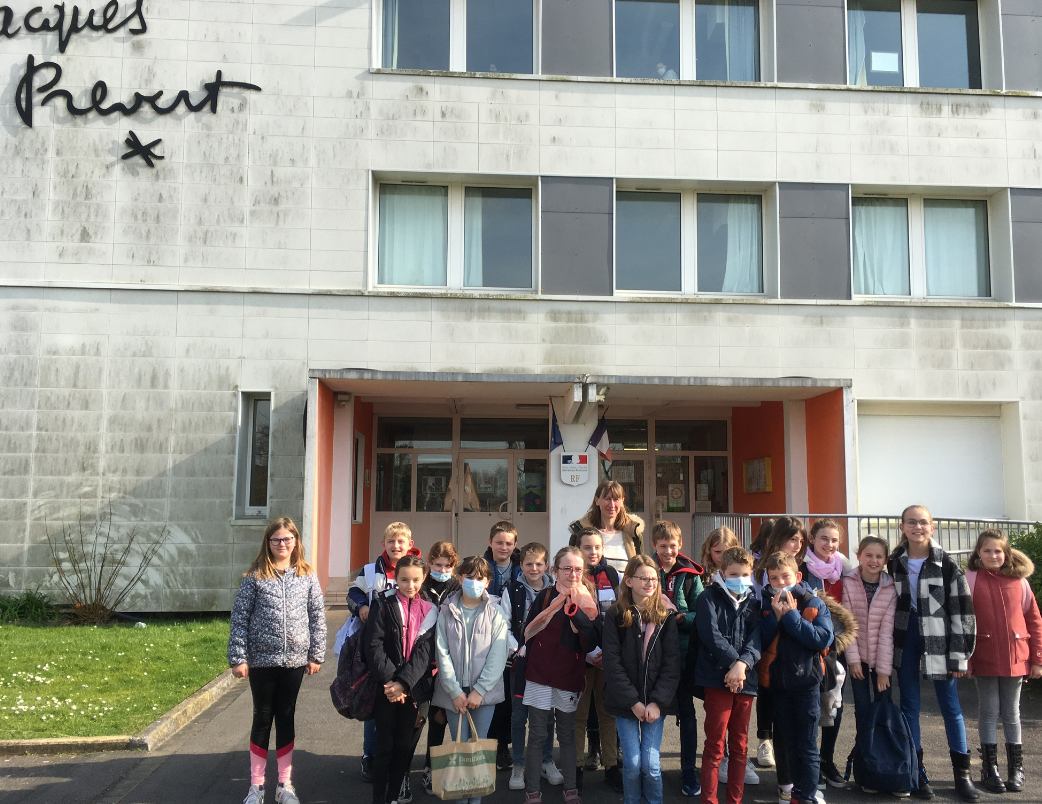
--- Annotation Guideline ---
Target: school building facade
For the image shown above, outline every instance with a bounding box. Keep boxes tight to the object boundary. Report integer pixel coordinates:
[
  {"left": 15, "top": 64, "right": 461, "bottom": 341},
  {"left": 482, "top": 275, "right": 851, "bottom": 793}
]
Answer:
[{"left": 2, "top": 0, "right": 1042, "bottom": 610}]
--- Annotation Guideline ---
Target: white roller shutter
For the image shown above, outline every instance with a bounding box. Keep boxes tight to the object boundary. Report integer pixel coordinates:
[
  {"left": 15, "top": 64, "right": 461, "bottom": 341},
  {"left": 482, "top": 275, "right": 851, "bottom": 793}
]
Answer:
[{"left": 857, "top": 414, "right": 1005, "bottom": 518}]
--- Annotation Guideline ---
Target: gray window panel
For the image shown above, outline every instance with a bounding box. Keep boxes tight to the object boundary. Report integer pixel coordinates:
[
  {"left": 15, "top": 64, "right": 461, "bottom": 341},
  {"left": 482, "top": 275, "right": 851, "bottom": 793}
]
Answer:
[
  {"left": 779, "top": 184, "right": 851, "bottom": 300},
  {"left": 615, "top": 0, "right": 681, "bottom": 80},
  {"left": 848, "top": 0, "right": 903, "bottom": 86},
  {"left": 776, "top": 0, "right": 846, "bottom": 84},
  {"left": 615, "top": 192, "right": 682, "bottom": 291},
  {"left": 464, "top": 187, "right": 533, "bottom": 289},
  {"left": 779, "top": 182, "right": 850, "bottom": 219},
  {"left": 542, "top": 0, "right": 613, "bottom": 76},
  {"left": 541, "top": 213, "right": 614, "bottom": 295},
  {"left": 1011, "top": 188, "right": 1042, "bottom": 223},
  {"left": 1012, "top": 221, "right": 1042, "bottom": 303},
  {"left": 695, "top": 0, "right": 760, "bottom": 82},
  {"left": 383, "top": 0, "right": 450, "bottom": 70},
  {"left": 541, "top": 177, "right": 614, "bottom": 213},
  {"left": 1001, "top": 11, "right": 1042, "bottom": 92},
  {"left": 916, "top": 0, "right": 981, "bottom": 90},
  {"left": 467, "top": 0, "right": 534, "bottom": 73}
]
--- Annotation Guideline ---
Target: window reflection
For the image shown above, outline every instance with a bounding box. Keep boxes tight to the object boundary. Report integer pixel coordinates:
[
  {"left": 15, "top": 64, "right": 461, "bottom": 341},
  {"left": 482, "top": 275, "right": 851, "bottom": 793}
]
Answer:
[
  {"left": 616, "top": 192, "right": 682, "bottom": 292},
  {"left": 615, "top": 0, "right": 681, "bottom": 79},
  {"left": 464, "top": 188, "right": 533, "bottom": 289},
  {"left": 695, "top": 0, "right": 759, "bottom": 82},
  {"left": 382, "top": 0, "right": 450, "bottom": 69},
  {"left": 848, "top": 0, "right": 903, "bottom": 86},
  {"left": 916, "top": 0, "right": 981, "bottom": 89},
  {"left": 467, "top": 0, "right": 533, "bottom": 73}
]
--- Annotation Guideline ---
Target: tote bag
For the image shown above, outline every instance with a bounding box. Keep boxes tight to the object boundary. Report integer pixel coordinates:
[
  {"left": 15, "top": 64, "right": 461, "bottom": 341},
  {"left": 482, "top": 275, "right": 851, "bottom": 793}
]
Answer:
[{"left": 429, "top": 710, "right": 497, "bottom": 801}]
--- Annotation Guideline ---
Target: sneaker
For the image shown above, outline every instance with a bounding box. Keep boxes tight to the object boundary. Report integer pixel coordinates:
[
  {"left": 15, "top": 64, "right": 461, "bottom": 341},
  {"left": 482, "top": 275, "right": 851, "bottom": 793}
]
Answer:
[
  {"left": 682, "top": 768, "right": 701, "bottom": 797},
  {"left": 758, "top": 740, "right": 776, "bottom": 768},
  {"left": 745, "top": 759, "right": 761, "bottom": 785},
  {"left": 815, "top": 790, "right": 827, "bottom": 804},
  {"left": 889, "top": 792, "right": 911, "bottom": 798},
  {"left": 244, "top": 785, "right": 264, "bottom": 804},
  {"left": 542, "top": 761, "right": 564, "bottom": 786},
  {"left": 524, "top": 793, "right": 543, "bottom": 804},
  {"left": 584, "top": 751, "right": 601, "bottom": 771},
  {"left": 510, "top": 765, "right": 526, "bottom": 791},
  {"left": 422, "top": 768, "right": 433, "bottom": 796},
  {"left": 497, "top": 744, "right": 512, "bottom": 771},
  {"left": 563, "top": 788, "right": 581, "bottom": 804},
  {"left": 604, "top": 765, "right": 624, "bottom": 794},
  {"left": 821, "top": 761, "right": 846, "bottom": 789},
  {"left": 399, "top": 775, "right": 413, "bottom": 804},
  {"left": 818, "top": 772, "right": 827, "bottom": 791},
  {"left": 276, "top": 782, "right": 300, "bottom": 804},
  {"left": 778, "top": 784, "right": 793, "bottom": 804},
  {"left": 361, "top": 754, "right": 373, "bottom": 783}
]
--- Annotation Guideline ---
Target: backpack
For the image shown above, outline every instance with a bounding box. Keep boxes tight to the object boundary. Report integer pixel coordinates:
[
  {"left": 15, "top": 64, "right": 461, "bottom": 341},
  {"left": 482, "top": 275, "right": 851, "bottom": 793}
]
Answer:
[
  {"left": 329, "top": 625, "right": 378, "bottom": 721},
  {"left": 844, "top": 697, "right": 919, "bottom": 794}
]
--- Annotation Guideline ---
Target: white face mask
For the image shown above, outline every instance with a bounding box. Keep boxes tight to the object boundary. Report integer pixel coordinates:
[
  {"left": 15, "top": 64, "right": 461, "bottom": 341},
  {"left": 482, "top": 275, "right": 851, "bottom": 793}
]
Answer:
[{"left": 657, "top": 65, "right": 666, "bottom": 77}]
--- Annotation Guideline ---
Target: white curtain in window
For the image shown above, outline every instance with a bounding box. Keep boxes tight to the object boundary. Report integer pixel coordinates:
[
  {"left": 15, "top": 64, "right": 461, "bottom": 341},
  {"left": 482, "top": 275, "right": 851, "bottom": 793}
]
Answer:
[
  {"left": 383, "top": 0, "right": 399, "bottom": 68},
  {"left": 378, "top": 185, "right": 448, "bottom": 286},
  {"left": 721, "top": 195, "right": 762, "bottom": 293},
  {"left": 924, "top": 199, "right": 990, "bottom": 297},
  {"left": 713, "top": 1, "right": 757, "bottom": 81},
  {"left": 853, "top": 198, "right": 910, "bottom": 295},
  {"left": 464, "top": 190, "right": 484, "bottom": 287},
  {"left": 848, "top": 2, "right": 868, "bottom": 85}
]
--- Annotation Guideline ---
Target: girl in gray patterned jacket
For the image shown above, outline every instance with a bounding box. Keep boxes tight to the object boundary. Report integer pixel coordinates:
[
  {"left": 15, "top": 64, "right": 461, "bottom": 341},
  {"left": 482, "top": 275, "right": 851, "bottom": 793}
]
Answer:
[{"left": 229, "top": 517, "right": 327, "bottom": 804}]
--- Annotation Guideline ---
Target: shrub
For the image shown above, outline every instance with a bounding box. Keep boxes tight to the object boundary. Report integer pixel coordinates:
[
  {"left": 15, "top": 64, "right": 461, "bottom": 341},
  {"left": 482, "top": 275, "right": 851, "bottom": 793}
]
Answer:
[
  {"left": 0, "top": 589, "right": 58, "bottom": 624},
  {"left": 1010, "top": 523, "right": 1042, "bottom": 610}
]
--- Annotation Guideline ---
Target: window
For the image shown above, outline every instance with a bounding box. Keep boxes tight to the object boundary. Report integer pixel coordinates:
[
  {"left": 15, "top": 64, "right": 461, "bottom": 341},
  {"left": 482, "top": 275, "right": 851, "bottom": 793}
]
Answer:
[
  {"left": 655, "top": 420, "right": 728, "bottom": 451},
  {"left": 697, "top": 194, "right": 763, "bottom": 294},
  {"left": 377, "top": 417, "right": 453, "bottom": 449},
  {"left": 848, "top": 0, "right": 903, "bottom": 86},
  {"left": 616, "top": 192, "right": 682, "bottom": 291},
  {"left": 852, "top": 197, "right": 910, "bottom": 295},
  {"left": 352, "top": 432, "right": 366, "bottom": 524},
  {"left": 694, "top": 0, "right": 759, "bottom": 81},
  {"left": 236, "top": 393, "right": 271, "bottom": 518},
  {"left": 916, "top": 0, "right": 981, "bottom": 90},
  {"left": 467, "top": 0, "right": 533, "bottom": 73},
  {"left": 378, "top": 184, "right": 449, "bottom": 287},
  {"left": 615, "top": 0, "right": 681, "bottom": 79},
  {"left": 852, "top": 196, "right": 991, "bottom": 298},
  {"left": 465, "top": 188, "right": 533, "bottom": 288},
  {"left": 460, "top": 418, "right": 548, "bottom": 450},
  {"left": 382, "top": 0, "right": 450, "bottom": 69},
  {"left": 375, "top": 417, "right": 452, "bottom": 513},
  {"left": 924, "top": 199, "right": 989, "bottom": 297}
]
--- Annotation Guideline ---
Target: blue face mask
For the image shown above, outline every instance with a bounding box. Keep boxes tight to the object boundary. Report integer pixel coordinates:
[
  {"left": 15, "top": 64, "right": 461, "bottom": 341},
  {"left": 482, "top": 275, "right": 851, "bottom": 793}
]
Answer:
[
  {"left": 462, "top": 578, "right": 487, "bottom": 599},
  {"left": 723, "top": 577, "right": 753, "bottom": 595},
  {"left": 430, "top": 570, "right": 452, "bottom": 583},
  {"left": 773, "top": 584, "right": 796, "bottom": 595}
]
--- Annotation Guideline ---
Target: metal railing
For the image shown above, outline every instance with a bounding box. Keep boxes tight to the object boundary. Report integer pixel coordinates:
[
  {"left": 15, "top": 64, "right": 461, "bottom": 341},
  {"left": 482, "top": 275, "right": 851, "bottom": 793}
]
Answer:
[{"left": 691, "top": 513, "right": 1038, "bottom": 561}]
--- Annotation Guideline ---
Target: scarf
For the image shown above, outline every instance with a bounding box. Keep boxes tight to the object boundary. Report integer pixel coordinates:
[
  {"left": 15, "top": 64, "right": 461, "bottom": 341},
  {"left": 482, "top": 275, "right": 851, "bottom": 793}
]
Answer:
[
  {"left": 523, "top": 581, "right": 599, "bottom": 643},
  {"left": 397, "top": 592, "right": 433, "bottom": 661},
  {"left": 805, "top": 549, "right": 844, "bottom": 584}
]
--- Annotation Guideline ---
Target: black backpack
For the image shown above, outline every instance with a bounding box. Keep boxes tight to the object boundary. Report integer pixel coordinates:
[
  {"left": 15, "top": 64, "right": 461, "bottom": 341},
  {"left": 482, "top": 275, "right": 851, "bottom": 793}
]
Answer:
[
  {"left": 329, "top": 623, "right": 378, "bottom": 721},
  {"left": 845, "top": 696, "right": 919, "bottom": 794}
]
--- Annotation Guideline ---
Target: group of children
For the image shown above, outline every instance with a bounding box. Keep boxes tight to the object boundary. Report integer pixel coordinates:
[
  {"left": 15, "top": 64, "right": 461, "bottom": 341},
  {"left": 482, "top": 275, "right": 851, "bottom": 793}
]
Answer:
[{"left": 228, "top": 494, "right": 1042, "bottom": 804}]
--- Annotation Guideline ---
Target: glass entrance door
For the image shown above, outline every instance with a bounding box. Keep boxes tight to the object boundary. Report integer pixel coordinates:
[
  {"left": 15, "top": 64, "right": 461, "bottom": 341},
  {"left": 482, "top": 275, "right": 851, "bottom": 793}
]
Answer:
[{"left": 455, "top": 452, "right": 548, "bottom": 557}]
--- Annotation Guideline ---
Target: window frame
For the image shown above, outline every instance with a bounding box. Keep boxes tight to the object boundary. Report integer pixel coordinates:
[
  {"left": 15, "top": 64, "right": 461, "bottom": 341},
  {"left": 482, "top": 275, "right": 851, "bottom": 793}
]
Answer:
[
  {"left": 373, "top": 178, "right": 539, "bottom": 292},
  {"left": 235, "top": 391, "right": 272, "bottom": 520},
  {"left": 849, "top": 192, "right": 995, "bottom": 300},
  {"left": 612, "top": 185, "right": 767, "bottom": 298}
]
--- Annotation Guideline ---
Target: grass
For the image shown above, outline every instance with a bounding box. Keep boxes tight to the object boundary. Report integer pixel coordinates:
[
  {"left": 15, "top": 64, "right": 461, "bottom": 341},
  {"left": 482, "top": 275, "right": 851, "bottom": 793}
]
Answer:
[{"left": 0, "top": 618, "right": 230, "bottom": 740}]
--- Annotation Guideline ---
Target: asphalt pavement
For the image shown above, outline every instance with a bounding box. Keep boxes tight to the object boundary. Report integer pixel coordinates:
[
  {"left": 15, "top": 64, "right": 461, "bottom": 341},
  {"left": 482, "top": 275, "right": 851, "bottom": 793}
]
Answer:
[{"left": 2, "top": 608, "right": 1040, "bottom": 804}]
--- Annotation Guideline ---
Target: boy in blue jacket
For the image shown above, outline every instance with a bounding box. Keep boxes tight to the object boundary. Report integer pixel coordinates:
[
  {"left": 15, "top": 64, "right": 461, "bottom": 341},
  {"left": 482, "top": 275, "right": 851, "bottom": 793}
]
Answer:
[
  {"left": 759, "top": 552, "right": 834, "bottom": 804},
  {"left": 694, "top": 546, "right": 761, "bottom": 804}
]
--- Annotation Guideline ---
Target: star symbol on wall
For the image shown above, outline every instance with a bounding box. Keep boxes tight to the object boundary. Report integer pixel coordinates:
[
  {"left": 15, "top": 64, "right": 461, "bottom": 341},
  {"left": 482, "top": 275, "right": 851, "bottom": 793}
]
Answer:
[{"left": 121, "top": 130, "right": 164, "bottom": 168}]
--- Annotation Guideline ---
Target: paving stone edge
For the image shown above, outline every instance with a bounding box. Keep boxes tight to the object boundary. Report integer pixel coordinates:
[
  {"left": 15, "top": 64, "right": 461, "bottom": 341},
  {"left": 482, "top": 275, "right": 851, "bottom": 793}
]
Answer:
[{"left": 0, "top": 668, "right": 243, "bottom": 756}]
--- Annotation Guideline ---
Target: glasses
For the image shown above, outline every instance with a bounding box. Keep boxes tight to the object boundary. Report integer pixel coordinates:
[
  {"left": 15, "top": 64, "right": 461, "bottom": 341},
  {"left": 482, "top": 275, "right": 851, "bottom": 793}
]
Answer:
[
  {"left": 269, "top": 537, "right": 295, "bottom": 546},
  {"left": 557, "top": 566, "right": 585, "bottom": 575},
  {"left": 632, "top": 576, "right": 658, "bottom": 585},
  {"left": 903, "top": 519, "right": 932, "bottom": 528}
]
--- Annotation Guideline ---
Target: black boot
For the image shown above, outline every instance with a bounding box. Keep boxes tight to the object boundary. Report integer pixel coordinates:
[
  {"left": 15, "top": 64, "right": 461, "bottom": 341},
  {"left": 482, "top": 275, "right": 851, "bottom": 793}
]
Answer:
[
  {"left": 979, "top": 745, "right": 1005, "bottom": 794},
  {"left": 952, "top": 750, "right": 981, "bottom": 802},
  {"left": 913, "top": 750, "right": 935, "bottom": 800},
  {"left": 1004, "top": 744, "right": 1024, "bottom": 793}
]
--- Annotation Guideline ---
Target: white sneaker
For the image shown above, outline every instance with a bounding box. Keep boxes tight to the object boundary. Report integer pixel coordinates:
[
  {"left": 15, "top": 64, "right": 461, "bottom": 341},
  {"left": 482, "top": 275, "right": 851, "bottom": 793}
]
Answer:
[
  {"left": 542, "top": 761, "right": 564, "bottom": 786},
  {"left": 745, "top": 758, "right": 761, "bottom": 785},
  {"left": 758, "top": 740, "right": 776, "bottom": 768},
  {"left": 276, "top": 781, "right": 300, "bottom": 804},
  {"left": 244, "top": 785, "right": 264, "bottom": 804},
  {"left": 778, "top": 783, "right": 793, "bottom": 804},
  {"left": 815, "top": 791, "right": 826, "bottom": 804},
  {"left": 719, "top": 761, "right": 728, "bottom": 784},
  {"left": 510, "top": 765, "right": 526, "bottom": 790}
]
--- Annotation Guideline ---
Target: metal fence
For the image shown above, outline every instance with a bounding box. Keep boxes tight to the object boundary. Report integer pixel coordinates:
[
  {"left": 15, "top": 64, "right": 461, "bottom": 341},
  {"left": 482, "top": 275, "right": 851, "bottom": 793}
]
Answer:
[{"left": 691, "top": 513, "right": 1039, "bottom": 562}]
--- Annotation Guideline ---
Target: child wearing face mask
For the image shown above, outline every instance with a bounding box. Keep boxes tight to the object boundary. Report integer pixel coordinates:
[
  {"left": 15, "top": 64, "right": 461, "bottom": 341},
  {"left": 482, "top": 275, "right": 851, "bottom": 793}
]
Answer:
[
  {"left": 421, "top": 542, "right": 462, "bottom": 796},
  {"left": 433, "top": 555, "right": 509, "bottom": 804}
]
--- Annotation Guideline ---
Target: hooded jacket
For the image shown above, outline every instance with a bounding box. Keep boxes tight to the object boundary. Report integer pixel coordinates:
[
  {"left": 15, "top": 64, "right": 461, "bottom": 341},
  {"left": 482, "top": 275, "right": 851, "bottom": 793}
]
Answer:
[
  {"left": 841, "top": 570, "right": 897, "bottom": 676},
  {"left": 433, "top": 590, "right": 509, "bottom": 709},
  {"left": 602, "top": 597, "right": 681, "bottom": 718},
  {"left": 484, "top": 546, "right": 523, "bottom": 598},
  {"left": 364, "top": 588, "right": 438, "bottom": 704},
  {"left": 692, "top": 575, "right": 761, "bottom": 696},
  {"left": 658, "top": 553, "right": 704, "bottom": 666},
  {"left": 966, "top": 549, "right": 1042, "bottom": 677},
  {"left": 501, "top": 572, "right": 554, "bottom": 652},
  {"left": 758, "top": 581, "right": 835, "bottom": 690},
  {"left": 348, "top": 546, "right": 424, "bottom": 614},
  {"left": 888, "top": 542, "right": 975, "bottom": 680}
]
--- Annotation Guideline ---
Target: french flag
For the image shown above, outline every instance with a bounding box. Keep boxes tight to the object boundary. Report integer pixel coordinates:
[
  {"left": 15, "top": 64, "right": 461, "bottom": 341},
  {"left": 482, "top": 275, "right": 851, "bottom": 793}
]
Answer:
[{"left": 588, "top": 415, "right": 611, "bottom": 462}]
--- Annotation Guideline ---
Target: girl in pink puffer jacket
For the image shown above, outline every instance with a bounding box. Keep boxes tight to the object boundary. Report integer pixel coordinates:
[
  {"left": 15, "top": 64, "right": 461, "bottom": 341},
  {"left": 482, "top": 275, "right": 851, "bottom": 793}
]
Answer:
[{"left": 841, "top": 536, "right": 897, "bottom": 721}]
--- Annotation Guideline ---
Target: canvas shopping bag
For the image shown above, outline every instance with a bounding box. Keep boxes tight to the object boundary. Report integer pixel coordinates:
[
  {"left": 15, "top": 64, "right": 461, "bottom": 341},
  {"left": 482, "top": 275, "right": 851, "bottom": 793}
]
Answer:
[{"left": 429, "top": 709, "right": 497, "bottom": 801}]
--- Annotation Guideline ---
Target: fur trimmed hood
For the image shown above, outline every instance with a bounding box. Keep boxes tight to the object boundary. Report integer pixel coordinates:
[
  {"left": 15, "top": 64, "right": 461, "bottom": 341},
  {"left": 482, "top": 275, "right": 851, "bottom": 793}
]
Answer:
[
  {"left": 1006, "top": 548, "right": 1035, "bottom": 580},
  {"left": 816, "top": 588, "right": 858, "bottom": 654}
]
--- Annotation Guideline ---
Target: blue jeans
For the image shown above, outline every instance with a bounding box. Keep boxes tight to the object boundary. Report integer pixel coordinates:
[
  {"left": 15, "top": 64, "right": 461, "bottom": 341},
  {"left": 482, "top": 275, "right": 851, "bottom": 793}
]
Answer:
[
  {"left": 364, "top": 718, "right": 376, "bottom": 756},
  {"left": 773, "top": 686, "right": 820, "bottom": 802},
  {"left": 446, "top": 705, "right": 496, "bottom": 804},
  {"left": 616, "top": 715, "right": 666, "bottom": 804},
  {"left": 512, "top": 700, "right": 554, "bottom": 765},
  {"left": 897, "top": 612, "right": 968, "bottom": 754}
]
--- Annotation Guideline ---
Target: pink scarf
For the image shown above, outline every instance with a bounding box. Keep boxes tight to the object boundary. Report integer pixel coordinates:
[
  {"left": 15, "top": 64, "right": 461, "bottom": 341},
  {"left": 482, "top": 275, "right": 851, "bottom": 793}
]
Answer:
[
  {"left": 523, "top": 580, "right": 599, "bottom": 642},
  {"left": 397, "top": 592, "right": 433, "bottom": 661},
  {"left": 805, "top": 550, "right": 844, "bottom": 584}
]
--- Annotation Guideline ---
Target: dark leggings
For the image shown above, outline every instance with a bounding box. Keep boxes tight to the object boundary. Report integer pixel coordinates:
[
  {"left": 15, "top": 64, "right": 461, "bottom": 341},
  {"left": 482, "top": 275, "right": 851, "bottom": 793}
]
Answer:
[
  {"left": 373, "top": 695, "right": 428, "bottom": 804},
  {"left": 249, "top": 666, "right": 306, "bottom": 751},
  {"left": 756, "top": 687, "right": 773, "bottom": 741}
]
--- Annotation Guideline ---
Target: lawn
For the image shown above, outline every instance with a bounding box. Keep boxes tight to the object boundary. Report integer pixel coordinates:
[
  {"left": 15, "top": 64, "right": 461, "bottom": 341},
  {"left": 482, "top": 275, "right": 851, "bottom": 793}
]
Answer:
[{"left": 0, "top": 618, "right": 230, "bottom": 740}]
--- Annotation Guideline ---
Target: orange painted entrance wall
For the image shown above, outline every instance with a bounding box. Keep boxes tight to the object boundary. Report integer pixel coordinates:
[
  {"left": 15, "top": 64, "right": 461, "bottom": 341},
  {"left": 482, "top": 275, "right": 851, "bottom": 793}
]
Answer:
[
  {"left": 731, "top": 402, "right": 787, "bottom": 515},
  {"left": 805, "top": 388, "right": 848, "bottom": 547},
  {"left": 350, "top": 399, "right": 374, "bottom": 573},
  {"left": 314, "top": 382, "right": 335, "bottom": 590}
]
